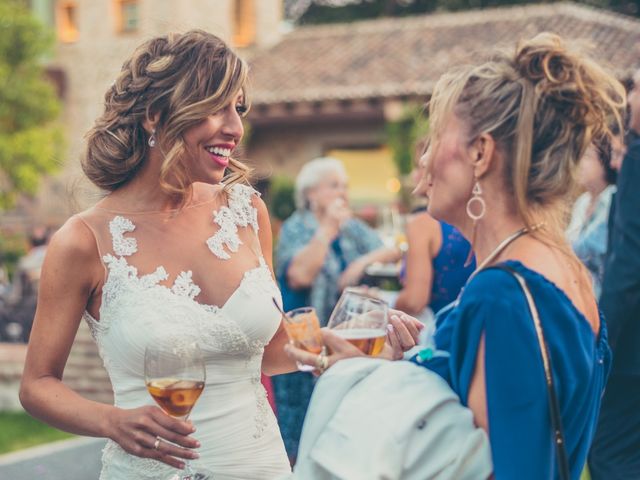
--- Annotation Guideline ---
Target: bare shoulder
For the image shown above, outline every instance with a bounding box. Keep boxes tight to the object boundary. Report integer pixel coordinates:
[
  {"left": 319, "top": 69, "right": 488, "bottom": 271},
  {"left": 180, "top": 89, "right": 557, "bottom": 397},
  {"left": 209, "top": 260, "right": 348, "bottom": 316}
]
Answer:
[
  {"left": 407, "top": 212, "right": 439, "bottom": 234},
  {"left": 44, "top": 215, "right": 102, "bottom": 289},
  {"left": 252, "top": 194, "right": 272, "bottom": 232},
  {"left": 510, "top": 239, "right": 600, "bottom": 330},
  {"left": 49, "top": 215, "right": 99, "bottom": 259},
  {"left": 407, "top": 212, "right": 441, "bottom": 254},
  {"left": 250, "top": 191, "right": 268, "bottom": 214}
]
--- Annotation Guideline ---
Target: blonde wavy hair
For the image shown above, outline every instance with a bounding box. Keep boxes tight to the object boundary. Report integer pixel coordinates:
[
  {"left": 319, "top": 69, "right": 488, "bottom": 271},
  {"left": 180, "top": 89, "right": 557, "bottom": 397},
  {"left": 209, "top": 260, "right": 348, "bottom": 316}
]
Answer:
[
  {"left": 83, "top": 30, "right": 251, "bottom": 202},
  {"left": 428, "top": 32, "right": 625, "bottom": 244}
]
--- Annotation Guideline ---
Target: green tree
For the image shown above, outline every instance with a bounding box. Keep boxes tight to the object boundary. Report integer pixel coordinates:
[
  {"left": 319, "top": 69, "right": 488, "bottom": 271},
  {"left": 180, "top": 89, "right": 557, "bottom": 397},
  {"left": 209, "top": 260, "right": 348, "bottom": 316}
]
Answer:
[
  {"left": 385, "top": 104, "right": 429, "bottom": 209},
  {"left": 267, "top": 175, "right": 296, "bottom": 222},
  {"left": 0, "top": 0, "right": 63, "bottom": 210}
]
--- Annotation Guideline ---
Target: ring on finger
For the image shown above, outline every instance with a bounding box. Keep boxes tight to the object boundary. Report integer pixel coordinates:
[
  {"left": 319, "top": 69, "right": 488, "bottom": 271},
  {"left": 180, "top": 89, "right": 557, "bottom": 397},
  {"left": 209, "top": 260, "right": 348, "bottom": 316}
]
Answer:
[
  {"left": 153, "top": 436, "right": 161, "bottom": 451},
  {"left": 315, "top": 349, "right": 329, "bottom": 374}
]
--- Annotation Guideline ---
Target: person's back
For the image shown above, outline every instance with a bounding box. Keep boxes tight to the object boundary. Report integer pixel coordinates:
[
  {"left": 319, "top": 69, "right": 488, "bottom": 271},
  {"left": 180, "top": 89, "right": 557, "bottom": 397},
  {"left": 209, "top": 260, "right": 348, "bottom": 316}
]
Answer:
[
  {"left": 424, "top": 257, "right": 608, "bottom": 478},
  {"left": 401, "top": 32, "right": 621, "bottom": 478}
]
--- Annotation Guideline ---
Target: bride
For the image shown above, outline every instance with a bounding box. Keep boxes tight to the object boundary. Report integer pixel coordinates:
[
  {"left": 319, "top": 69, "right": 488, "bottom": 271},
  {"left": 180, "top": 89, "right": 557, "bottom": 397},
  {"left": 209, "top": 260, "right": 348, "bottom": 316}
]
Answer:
[
  {"left": 19, "top": 30, "right": 419, "bottom": 479},
  {"left": 19, "top": 30, "right": 297, "bottom": 480}
]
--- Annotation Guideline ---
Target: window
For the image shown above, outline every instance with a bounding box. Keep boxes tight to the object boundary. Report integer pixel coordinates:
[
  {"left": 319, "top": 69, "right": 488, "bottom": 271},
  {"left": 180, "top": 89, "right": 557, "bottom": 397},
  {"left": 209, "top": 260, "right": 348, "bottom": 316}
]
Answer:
[
  {"left": 115, "top": 0, "right": 139, "bottom": 33},
  {"left": 56, "top": 1, "right": 79, "bottom": 43},
  {"left": 232, "top": 0, "right": 255, "bottom": 48}
]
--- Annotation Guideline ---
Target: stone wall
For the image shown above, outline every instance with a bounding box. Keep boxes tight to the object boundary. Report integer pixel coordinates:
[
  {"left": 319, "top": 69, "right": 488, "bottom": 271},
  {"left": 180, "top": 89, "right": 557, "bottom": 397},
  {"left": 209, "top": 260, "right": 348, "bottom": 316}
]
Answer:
[
  {"left": 62, "top": 321, "right": 114, "bottom": 405},
  {"left": 0, "top": 321, "right": 113, "bottom": 413},
  {"left": 16, "top": 0, "right": 285, "bottom": 228},
  {"left": 0, "top": 344, "right": 27, "bottom": 411},
  {"left": 248, "top": 116, "right": 386, "bottom": 179}
]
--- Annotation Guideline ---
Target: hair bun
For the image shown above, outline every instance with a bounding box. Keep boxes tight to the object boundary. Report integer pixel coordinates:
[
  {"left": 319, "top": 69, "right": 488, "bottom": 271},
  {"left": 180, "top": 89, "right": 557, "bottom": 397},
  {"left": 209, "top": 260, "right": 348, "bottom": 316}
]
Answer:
[
  {"left": 515, "top": 33, "right": 572, "bottom": 85},
  {"left": 514, "top": 32, "right": 625, "bottom": 134}
]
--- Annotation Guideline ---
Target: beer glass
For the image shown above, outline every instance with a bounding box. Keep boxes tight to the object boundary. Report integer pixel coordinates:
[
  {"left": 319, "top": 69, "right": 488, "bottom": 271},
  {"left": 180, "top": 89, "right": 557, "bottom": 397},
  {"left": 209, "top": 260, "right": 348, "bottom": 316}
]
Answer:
[{"left": 327, "top": 288, "right": 389, "bottom": 356}]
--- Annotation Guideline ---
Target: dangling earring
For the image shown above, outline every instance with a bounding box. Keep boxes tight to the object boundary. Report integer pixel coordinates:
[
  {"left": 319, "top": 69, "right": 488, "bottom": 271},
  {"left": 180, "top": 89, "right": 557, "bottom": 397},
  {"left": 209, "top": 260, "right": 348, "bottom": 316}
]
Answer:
[
  {"left": 148, "top": 129, "right": 156, "bottom": 148},
  {"left": 465, "top": 180, "right": 486, "bottom": 267}
]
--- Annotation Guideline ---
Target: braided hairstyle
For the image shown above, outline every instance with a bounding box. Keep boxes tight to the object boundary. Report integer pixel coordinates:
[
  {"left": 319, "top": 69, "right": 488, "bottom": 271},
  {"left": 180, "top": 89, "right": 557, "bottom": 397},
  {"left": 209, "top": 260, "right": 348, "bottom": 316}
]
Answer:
[{"left": 83, "top": 30, "right": 250, "bottom": 200}]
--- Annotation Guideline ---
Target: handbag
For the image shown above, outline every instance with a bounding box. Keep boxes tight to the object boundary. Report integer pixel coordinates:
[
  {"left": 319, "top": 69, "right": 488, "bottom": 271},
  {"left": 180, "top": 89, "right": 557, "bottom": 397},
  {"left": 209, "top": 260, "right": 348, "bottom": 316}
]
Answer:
[{"left": 495, "top": 265, "right": 571, "bottom": 480}]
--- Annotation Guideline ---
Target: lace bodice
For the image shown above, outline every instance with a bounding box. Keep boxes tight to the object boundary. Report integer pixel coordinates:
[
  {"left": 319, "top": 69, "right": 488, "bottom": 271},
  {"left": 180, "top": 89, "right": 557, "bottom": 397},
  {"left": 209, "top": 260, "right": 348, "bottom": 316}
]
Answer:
[{"left": 78, "top": 183, "right": 290, "bottom": 480}]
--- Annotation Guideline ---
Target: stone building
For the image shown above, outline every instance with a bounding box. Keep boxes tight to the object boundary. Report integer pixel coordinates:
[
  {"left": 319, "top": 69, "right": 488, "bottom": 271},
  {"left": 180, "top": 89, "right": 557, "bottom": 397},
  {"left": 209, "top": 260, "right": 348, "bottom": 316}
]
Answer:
[
  {"left": 2, "top": 0, "right": 284, "bottom": 229},
  {"left": 0, "top": 0, "right": 284, "bottom": 407},
  {"left": 246, "top": 2, "right": 640, "bottom": 206}
]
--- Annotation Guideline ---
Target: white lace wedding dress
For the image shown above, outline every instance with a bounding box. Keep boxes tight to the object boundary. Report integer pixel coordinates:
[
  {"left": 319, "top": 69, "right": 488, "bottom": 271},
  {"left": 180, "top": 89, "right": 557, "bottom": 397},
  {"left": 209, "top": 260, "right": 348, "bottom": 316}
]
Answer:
[{"left": 77, "top": 184, "right": 291, "bottom": 479}]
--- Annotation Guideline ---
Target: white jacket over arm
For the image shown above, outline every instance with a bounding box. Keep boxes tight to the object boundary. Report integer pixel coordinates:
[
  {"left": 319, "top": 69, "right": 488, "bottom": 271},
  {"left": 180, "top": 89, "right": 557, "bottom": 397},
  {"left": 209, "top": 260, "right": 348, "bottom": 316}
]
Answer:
[{"left": 289, "top": 357, "right": 492, "bottom": 480}]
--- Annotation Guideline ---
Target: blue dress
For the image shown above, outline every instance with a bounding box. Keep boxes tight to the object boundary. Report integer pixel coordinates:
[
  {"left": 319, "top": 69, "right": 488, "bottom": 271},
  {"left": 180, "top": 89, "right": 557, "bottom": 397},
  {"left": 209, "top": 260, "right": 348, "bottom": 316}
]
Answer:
[
  {"left": 414, "top": 260, "right": 611, "bottom": 479},
  {"left": 399, "top": 221, "right": 475, "bottom": 314},
  {"left": 429, "top": 222, "right": 476, "bottom": 313}
]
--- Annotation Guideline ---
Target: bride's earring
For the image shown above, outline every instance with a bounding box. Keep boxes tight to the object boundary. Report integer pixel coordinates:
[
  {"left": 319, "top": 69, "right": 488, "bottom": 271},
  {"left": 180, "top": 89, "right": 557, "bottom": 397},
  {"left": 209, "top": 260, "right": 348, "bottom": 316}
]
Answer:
[
  {"left": 148, "top": 129, "right": 156, "bottom": 148},
  {"left": 465, "top": 180, "right": 485, "bottom": 267}
]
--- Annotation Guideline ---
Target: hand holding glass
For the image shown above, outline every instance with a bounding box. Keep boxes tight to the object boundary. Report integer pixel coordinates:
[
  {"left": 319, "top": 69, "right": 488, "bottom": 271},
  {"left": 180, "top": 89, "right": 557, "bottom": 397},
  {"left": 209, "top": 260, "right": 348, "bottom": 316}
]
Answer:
[
  {"left": 281, "top": 307, "right": 324, "bottom": 372},
  {"left": 145, "top": 340, "right": 213, "bottom": 480},
  {"left": 327, "top": 288, "right": 389, "bottom": 356}
]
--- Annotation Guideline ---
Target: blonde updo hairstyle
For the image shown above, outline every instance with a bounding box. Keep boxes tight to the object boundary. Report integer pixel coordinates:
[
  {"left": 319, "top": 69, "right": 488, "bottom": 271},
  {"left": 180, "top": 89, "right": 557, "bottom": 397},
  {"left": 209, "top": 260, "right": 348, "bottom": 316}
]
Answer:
[
  {"left": 428, "top": 33, "right": 625, "bottom": 242},
  {"left": 83, "top": 30, "right": 250, "bottom": 202}
]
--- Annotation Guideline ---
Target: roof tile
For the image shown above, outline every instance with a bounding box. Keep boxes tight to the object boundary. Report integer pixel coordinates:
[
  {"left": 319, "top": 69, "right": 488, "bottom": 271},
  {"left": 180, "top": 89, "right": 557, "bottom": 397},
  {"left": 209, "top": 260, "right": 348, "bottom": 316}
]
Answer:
[{"left": 248, "top": 2, "right": 640, "bottom": 105}]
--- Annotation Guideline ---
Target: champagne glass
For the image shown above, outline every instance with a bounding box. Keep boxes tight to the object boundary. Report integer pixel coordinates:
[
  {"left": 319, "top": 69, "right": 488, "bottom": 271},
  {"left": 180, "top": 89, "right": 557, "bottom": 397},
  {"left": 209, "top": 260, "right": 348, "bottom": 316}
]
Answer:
[
  {"left": 327, "top": 288, "right": 389, "bottom": 356},
  {"left": 145, "top": 340, "right": 213, "bottom": 480}
]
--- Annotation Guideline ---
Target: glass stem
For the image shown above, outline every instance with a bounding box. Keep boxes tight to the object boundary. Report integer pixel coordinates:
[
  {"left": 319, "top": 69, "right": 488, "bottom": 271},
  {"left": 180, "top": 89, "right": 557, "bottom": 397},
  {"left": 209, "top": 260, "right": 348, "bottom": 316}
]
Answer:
[
  {"left": 182, "top": 459, "right": 195, "bottom": 479},
  {"left": 177, "top": 413, "right": 196, "bottom": 480}
]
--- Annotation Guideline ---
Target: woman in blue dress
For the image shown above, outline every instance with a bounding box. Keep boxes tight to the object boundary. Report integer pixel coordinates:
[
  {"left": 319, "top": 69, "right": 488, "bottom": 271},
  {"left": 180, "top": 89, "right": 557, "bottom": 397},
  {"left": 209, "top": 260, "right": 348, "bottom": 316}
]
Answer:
[
  {"left": 286, "top": 33, "right": 625, "bottom": 479},
  {"left": 394, "top": 210, "right": 475, "bottom": 319}
]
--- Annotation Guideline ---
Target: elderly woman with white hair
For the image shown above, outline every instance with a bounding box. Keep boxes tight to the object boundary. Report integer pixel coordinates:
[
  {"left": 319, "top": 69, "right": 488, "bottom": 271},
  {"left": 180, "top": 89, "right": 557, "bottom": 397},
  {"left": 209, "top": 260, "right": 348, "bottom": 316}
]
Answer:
[{"left": 272, "top": 157, "right": 397, "bottom": 463}]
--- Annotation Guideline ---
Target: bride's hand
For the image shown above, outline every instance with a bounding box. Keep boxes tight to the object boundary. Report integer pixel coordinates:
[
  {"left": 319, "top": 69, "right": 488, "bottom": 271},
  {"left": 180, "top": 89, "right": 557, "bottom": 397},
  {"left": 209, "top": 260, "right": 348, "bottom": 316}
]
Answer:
[
  {"left": 284, "top": 313, "right": 424, "bottom": 373},
  {"left": 284, "top": 328, "right": 365, "bottom": 374},
  {"left": 106, "top": 405, "right": 201, "bottom": 469}
]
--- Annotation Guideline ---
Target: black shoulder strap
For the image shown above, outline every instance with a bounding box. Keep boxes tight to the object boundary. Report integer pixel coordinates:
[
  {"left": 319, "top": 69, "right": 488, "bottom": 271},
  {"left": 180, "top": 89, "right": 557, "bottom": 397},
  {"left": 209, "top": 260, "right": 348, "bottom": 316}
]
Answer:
[{"left": 493, "top": 265, "right": 571, "bottom": 480}]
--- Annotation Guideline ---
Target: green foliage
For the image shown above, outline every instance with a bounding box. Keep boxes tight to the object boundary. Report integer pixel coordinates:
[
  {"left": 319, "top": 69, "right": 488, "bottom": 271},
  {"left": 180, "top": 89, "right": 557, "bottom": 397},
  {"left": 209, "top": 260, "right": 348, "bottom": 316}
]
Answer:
[
  {"left": 0, "top": 0, "right": 64, "bottom": 210},
  {"left": 268, "top": 175, "right": 296, "bottom": 222},
  {"left": 0, "top": 411, "right": 74, "bottom": 454},
  {"left": 385, "top": 104, "right": 429, "bottom": 209},
  {"left": 0, "top": 231, "right": 27, "bottom": 279},
  {"left": 385, "top": 104, "right": 429, "bottom": 176}
]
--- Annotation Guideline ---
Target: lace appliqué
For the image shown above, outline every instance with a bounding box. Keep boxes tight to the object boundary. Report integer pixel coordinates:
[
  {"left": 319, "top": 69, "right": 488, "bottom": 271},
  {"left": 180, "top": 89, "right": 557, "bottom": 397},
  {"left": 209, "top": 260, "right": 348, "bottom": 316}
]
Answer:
[
  {"left": 207, "top": 209, "right": 240, "bottom": 260},
  {"left": 109, "top": 216, "right": 137, "bottom": 256},
  {"left": 207, "top": 184, "right": 260, "bottom": 260},
  {"left": 100, "top": 440, "right": 172, "bottom": 480},
  {"left": 82, "top": 311, "right": 117, "bottom": 374},
  {"left": 252, "top": 371, "right": 271, "bottom": 439},
  {"left": 102, "top": 255, "right": 168, "bottom": 310},
  {"left": 243, "top": 258, "right": 280, "bottom": 298},
  {"left": 171, "top": 271, "right": 201, "bottom": 300},
  {"left": 228, "top": 184, "right": 260, "bottom": 232}
]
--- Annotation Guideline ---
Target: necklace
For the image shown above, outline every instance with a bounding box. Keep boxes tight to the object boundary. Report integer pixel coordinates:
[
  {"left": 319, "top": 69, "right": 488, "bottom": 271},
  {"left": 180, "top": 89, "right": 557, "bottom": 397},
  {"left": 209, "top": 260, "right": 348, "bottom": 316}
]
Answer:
[
  {"left": 449, "top": 223, "right": 544, "bottom": 306},
  {"left": 470, "top": 222, "right": 545, "bottom": 280}
]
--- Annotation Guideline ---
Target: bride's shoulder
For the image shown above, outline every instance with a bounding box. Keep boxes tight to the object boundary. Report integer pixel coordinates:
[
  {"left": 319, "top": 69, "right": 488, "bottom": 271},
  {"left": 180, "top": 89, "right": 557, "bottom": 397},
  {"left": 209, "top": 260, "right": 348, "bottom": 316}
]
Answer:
[{"left": 46, "top": 214, "right": 101, "bottom": 271}]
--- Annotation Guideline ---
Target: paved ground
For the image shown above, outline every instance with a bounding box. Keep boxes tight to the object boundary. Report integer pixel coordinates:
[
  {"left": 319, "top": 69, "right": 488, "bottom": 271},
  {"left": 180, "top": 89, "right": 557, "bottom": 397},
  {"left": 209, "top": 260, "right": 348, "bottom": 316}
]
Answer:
[{"left": 0, "top": 437, "right": 104, "bottom": 479}]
